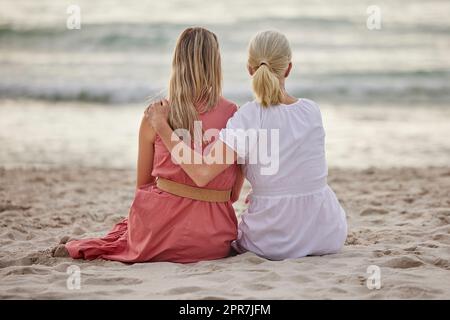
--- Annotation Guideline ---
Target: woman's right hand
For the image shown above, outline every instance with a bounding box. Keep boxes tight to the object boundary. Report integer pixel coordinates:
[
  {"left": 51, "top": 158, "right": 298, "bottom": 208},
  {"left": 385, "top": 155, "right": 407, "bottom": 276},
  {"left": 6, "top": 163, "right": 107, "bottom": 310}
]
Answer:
[{"left": 144, "top": 99, "right": 170, "bottom": 132}]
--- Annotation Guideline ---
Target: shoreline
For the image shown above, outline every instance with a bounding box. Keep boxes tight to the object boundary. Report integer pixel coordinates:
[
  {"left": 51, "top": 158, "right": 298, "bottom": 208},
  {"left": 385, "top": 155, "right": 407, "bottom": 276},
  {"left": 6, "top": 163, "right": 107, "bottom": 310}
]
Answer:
[
  {"left": 1, "top": 166, "right": 449, "bottom": 299},
  {"left": 2, "top": 101, "right": 450, "bottom": 170}
]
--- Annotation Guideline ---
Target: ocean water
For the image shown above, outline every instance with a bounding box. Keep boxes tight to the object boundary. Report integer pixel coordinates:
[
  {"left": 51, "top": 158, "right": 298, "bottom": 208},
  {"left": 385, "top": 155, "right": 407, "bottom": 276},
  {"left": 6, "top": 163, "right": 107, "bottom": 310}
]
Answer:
[
  {"left": 0, "top": 0, "right": 449, "bottom": 169},
  {"left": 1, "top": 0, "right": 450, "bottom": 105}
]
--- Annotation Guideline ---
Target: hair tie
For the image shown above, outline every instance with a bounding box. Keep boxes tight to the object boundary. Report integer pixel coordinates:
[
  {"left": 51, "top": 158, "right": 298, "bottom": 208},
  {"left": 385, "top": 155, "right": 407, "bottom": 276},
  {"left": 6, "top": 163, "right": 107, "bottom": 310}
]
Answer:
[{"left": 259, "top": 61, "right": 268, "bottom": 67}]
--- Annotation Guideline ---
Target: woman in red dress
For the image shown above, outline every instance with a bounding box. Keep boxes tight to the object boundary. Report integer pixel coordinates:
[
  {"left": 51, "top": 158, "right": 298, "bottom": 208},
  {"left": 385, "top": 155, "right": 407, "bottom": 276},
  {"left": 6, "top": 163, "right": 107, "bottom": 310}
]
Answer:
[{"left": 52, "top": 27, "right": 244, "bottom": 263}]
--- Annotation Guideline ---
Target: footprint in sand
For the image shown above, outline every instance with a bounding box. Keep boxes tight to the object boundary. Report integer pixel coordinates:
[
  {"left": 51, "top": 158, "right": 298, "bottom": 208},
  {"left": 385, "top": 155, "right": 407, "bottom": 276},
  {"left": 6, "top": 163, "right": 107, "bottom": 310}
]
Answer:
[
  {"left": 288, "top": 274, "right": 313, "bottom": 283},
  {"left": 58, "top": 235, "right": 79, "bottom": 244},
  {"left": 432, "top": 233, "right": 450, "bottom": 242},
  {"left": 330, "top": 287, "right": 348, "bottom": 294},
  {"left": 382, "top": 256, "right": 424, "bottom": 269},
  {"left": 199, "top": 295, "right": 230, "bottom": 300},
  {"left": 4, "top": 266, "right": 51, "bottom": 276},
  {"left": 403, "top": 197, "right": 415, "bottom": 204},
  {"left": 166, "top": 286, "right": 203, "bottom": 295},
  {"left": 3, "top": 231, "right": 16, "bottom": 240},
  {"left": 255, "top": 271, "right": 282, "bottom": 282},
  {"left": 431, "top": 258, "right": 449, "bottom": 270},
  {"left": 435, "top": 212, "right": 450, "bottom": 226},
  {"left": 389, "top": 285, "right": 442, "bottom": 299},
  {"left": 84, "top": 276, "right": 143, "bottom": 286},
  {"left": 54, "top": 262, "right": 79, "bottom": 272},
  {"left": 0, "top": 204, "right": 31, "bottom": 213},
  {"left": 360, "top": 207, "right": 388, "bottom": 216},
  {"left": 244, "top": 283, "right": 273, "bottom": 291},
  {"left": 373, "top": 249, "right": 395, "bottom": 257},
  {"left": 244, "top": 255, "right": 267, "bottom": 265},
  {"left": 20, "top": 251, "right": 51, "bottom": 266}
]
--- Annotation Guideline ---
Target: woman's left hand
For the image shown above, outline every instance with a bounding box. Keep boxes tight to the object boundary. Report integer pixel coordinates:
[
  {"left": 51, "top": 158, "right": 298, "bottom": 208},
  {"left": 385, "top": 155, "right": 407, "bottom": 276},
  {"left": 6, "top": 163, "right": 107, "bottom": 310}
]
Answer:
[{"left": 144, "top": 99, "right": 170, "bottom": 131}]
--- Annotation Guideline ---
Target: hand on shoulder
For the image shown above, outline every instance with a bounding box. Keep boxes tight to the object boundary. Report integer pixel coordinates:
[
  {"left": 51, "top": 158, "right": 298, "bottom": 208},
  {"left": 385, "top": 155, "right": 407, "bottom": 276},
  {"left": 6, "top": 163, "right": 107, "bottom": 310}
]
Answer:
[{"left": 144, "top": 99, "right": 170, "bottom": 132}]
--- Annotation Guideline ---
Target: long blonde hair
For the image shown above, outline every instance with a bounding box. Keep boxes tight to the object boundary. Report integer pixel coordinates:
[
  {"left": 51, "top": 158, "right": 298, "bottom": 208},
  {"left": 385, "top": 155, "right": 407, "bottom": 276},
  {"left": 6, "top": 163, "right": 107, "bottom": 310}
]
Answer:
[
  {"left": 248, "top": 30, "right": 292, "bottom": 107},
  {"left": 168, "top": 27, "right": 222, "bottom": 138}
]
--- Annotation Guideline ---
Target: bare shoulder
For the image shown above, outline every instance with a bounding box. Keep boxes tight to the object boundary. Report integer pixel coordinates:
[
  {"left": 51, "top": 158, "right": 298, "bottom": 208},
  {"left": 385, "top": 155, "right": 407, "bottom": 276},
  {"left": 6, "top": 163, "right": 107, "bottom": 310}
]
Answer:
[{"left": 139, "top": 114, "right": 157, "bottom": 143}]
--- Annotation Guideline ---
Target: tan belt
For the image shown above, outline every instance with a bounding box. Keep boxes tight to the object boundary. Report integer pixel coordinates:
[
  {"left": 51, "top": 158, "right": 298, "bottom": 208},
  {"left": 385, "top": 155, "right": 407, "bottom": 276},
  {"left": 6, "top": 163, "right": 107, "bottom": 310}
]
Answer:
[{"left": 156, "top": 177, "right": 231, "bottom": 202}]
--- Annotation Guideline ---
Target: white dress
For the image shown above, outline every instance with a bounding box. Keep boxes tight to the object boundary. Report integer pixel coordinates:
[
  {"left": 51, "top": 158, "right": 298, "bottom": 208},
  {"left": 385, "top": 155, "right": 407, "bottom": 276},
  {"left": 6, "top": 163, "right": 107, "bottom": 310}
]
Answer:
[{"left": 219, "top": 98, "right": 347, "bottom": 260}]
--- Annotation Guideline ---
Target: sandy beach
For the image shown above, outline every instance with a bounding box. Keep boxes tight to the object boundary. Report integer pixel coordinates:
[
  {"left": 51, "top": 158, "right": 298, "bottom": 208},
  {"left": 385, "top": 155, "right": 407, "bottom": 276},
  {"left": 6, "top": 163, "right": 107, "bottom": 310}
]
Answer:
[{"left": 1, "top": 166, "right": 449, "bottom": 299}]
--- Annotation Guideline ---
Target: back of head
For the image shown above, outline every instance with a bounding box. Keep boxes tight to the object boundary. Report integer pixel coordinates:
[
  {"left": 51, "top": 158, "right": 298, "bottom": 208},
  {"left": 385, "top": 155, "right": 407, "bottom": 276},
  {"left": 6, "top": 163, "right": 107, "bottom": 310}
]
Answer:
[
  {"left": 248, "top": 30, "right": 292, "bottom": 107},
  {"left": 169, "top": 27, "right": 222, "bottom": 137}
]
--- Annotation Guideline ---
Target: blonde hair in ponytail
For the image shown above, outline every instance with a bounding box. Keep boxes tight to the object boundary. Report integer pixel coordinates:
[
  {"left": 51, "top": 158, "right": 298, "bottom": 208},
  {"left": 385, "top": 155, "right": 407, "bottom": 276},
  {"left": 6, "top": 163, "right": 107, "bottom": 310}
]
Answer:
[
  {"left": 248, "top": 30, "right": 292, "bottom": 107},
  {"left": 168, "top": 27, "right": 222, "bottom": 139}
]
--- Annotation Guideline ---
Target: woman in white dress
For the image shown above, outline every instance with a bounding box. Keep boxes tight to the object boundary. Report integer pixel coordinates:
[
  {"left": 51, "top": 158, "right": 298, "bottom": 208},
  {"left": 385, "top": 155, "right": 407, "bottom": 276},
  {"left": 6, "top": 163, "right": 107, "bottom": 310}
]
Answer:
[{"left": 147, "top": 30, "right": 347, "bottom": 260}]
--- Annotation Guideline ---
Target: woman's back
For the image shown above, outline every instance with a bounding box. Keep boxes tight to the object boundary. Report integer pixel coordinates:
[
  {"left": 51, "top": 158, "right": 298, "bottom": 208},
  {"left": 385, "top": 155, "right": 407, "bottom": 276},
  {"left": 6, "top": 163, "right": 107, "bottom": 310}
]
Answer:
[
  {"left": 66, "top": 97, "right": 240, "bottom": 263},
  {"left": 221, "top": 98, "right": 347, "bottom": 260},
  {"left": 237, "top": 98, "right": 328, "bottom": 195}
]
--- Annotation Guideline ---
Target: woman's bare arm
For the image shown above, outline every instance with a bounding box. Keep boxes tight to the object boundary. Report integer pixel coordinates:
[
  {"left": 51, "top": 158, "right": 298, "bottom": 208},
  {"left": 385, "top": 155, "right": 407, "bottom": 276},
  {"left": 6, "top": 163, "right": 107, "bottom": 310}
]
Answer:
[
  {"left": 146, "top": 99, "right": 238, "bottom": 187},
  {"left": 136, "top": 114, "right": 157, "bottom": 188},
  {"left": 154, "top": 120, "right": 236, "bottom": 187}
]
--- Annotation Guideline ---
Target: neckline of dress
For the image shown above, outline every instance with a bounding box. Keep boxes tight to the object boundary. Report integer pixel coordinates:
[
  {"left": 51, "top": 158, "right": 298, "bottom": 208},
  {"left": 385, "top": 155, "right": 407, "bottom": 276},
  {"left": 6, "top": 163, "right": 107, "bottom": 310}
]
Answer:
[{"left": 277, "top": 98, "right": 302, "bottom": 107}]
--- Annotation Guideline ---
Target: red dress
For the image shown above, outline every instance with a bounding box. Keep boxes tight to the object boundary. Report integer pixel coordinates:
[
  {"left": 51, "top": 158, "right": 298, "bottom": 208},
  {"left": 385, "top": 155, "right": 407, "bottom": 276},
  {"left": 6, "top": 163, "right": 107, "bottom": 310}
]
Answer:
[{"left": 66, "top": 98, "right": 239, "bottom": 263}]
